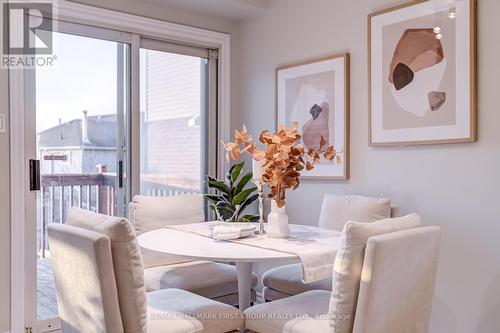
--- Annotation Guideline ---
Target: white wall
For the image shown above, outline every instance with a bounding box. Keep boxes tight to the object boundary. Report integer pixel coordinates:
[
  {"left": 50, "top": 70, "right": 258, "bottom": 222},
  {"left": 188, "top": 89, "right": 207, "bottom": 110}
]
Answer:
[
  {"left": 237, "top": 0, "right": 500, "bottom": 332},
  {"left": 0, "top": 1, "right": 239, "bottom": 331}
]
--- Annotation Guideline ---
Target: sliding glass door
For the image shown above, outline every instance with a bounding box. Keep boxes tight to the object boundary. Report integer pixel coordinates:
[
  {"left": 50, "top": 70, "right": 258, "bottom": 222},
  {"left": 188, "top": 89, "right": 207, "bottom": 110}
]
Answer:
[
  {"left": 27, "top": 24, "right": 131, "bottom": 332},
  {"left": 139, "top": 44, "right": 210, "bottom": 196}
]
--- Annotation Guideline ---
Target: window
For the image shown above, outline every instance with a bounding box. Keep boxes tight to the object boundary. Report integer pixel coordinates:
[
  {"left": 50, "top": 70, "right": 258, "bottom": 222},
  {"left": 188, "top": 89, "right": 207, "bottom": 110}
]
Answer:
[{"left": 139, "top": 42, "right": 213, "bottom": 197}]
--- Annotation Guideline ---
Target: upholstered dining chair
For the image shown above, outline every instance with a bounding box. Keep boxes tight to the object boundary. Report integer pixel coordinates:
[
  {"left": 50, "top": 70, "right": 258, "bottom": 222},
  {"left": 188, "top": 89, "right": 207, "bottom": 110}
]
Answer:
[
  {"left": 48, "top": 208, "right": 243, "bottom": 333},
  {"left": 262, "top": 195, "right": 392, "bottom": 302},
  {"left": 129, "top": 194, "right": 258, "bottom": 306},
  {"left": 245, "top": 219, "right": 441, "bottom": 333}
]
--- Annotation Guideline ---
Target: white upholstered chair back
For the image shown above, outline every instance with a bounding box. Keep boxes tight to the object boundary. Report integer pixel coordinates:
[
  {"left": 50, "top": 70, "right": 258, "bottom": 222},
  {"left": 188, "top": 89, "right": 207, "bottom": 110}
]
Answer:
[
  {"left": 128, "top": 194, "right": 205, "bottom": 235},
  {"left": 352, "top": 226, "right": 441, "bottom": 333},
  {"left": 318, "top": 194, "right": 392, "bottom": 231},
  {"left": 48, "top": 223, "right": 125, "bottom": 333},
  {"left": 128, "top": 194, "right": 205, "bottom": 269},
  {"left": 49, "top": 208, "right": 149, "bottom": 333}
]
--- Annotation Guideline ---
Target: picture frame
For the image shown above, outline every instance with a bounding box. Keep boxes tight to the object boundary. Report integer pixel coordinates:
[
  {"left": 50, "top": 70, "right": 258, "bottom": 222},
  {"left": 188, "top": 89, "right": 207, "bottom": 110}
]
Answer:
[
  {"left": 275, "top": 53, "right": 350, "bottom": 180},
  {"left": 368, "top": 0, "right": 477, "bottom": 146}
]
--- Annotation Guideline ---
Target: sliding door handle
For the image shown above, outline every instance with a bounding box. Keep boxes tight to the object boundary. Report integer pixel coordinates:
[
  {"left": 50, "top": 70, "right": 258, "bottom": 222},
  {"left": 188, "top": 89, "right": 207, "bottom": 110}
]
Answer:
[
  {"left": 29, "top": 159, "right": 40, "bottom": 191},
  {"left": 118, "top": 160, "right": 124, "bottom": 189}
]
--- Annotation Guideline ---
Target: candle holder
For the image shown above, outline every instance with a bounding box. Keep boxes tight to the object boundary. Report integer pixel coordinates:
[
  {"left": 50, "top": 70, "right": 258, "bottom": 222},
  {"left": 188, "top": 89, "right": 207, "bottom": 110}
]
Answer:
[{"left": 253, "top": 180, "right": 265, "bottom": 234}]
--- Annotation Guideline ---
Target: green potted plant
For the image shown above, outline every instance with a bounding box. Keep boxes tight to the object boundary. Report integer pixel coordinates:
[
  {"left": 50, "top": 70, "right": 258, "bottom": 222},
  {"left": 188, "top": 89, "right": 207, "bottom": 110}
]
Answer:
[{"left": 205, "top": 161, "right": 259, "bottom": 222}]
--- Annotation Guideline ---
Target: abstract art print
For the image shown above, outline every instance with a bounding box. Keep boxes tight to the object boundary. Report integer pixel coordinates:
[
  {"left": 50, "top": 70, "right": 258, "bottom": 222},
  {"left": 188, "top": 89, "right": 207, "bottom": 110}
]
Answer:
[
  {"left": 369, "top": 0, "right": 476, "bottom": 146},
  {"left": 276, "top": 53, "right": 349, "bottom": 179}
]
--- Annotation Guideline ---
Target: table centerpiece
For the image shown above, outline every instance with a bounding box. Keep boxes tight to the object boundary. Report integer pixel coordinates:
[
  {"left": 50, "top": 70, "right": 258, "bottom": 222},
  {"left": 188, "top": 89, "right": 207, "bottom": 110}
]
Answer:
[{"left": 223, "top": 122, "right": 340, "bottom": 237}]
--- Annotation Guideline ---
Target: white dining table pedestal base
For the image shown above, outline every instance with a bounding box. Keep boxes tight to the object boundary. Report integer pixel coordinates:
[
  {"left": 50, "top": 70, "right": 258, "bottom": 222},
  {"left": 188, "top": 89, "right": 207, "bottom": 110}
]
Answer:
[{"left": 236, "top": 262, "right": 253, "bottom": 311}]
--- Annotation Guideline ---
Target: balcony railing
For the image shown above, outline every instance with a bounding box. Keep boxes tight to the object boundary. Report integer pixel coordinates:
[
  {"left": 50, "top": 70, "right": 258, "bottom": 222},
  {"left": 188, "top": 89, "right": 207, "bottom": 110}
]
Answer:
[
  {"left": 38, "top": 173, "right": 199, "bottom": 258},
  {"left": 38, "top": 173, "right": 117, "bottom": 258}
]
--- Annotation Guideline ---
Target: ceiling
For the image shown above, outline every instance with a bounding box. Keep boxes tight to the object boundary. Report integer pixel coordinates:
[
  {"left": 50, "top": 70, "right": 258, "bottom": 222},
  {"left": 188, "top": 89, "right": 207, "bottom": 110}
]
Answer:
[{"left": 142, "top": 0, "right": 269, "bottom": 21}]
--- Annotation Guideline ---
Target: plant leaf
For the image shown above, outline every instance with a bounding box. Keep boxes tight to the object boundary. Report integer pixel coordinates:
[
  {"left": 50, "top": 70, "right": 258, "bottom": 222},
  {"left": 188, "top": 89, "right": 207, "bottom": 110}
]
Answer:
[
  {"left": 232, "top": 187, "right": 257, "bottom": 205},
  {"left": 276, "top": 198, "right": 286, "bottom": 208},
  {"left": 224, "top": 164, "right": 236, "bottom": 186},
  {"left": 237, "top": 193, "right": 259, "bottom": 215},
  {"left": 207, "top": 180, "right": 230, "bottom": 194},
  {"left": 205, "top": 194, "right": 228, "bottom": 204},
  {"left": 230, "top": 161, "right": 245, "bottom": 183},
  {"left": 319, "top": 135, "right": 327, "bottom": 149},
  {"left": 241, "top": 214, "right": 260, "bottom": 222},
  {"left": 206, "top": 175, "right": 219, "bottom": 183},
  {"left": 235, "top": 172, "right": 253, "bottom": 195},
  {"left": 215, "top": 201, "right": 236, "bottom": 221},
  {"left": 225, "top": 163, "right": 237, "bottom": 185}
]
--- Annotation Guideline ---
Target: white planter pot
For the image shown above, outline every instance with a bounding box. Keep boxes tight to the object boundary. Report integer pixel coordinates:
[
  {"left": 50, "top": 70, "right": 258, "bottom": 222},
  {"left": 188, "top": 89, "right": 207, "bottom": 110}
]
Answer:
[{"left": 267, "top": 200, "right": 289, "bottom": 238}]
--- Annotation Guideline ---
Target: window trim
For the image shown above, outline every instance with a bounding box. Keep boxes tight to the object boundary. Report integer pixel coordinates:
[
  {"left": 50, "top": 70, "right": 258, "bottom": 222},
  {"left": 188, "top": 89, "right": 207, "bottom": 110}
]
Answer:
[{"left": 140, "top": 37, "right": 210, "bottom": 59}]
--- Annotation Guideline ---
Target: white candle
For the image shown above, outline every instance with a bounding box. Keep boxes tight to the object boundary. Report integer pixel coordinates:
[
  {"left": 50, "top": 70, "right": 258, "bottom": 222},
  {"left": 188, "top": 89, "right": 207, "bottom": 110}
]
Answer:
[{"left": 252, "top": 158, "right": 265, "bottom": 181}]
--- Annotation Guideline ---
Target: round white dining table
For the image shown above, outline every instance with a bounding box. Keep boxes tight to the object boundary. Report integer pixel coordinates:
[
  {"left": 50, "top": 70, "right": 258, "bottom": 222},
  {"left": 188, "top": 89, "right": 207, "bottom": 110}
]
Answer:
[{"left": 137, "top": 226, "right": 300, "bottom": 311}]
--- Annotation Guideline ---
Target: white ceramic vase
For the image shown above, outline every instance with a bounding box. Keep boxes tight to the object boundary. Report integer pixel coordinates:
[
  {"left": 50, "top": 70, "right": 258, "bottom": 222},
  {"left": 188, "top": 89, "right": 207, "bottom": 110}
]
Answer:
[{"left": 267, "top": 200, "right": 289, "bottom": 238}]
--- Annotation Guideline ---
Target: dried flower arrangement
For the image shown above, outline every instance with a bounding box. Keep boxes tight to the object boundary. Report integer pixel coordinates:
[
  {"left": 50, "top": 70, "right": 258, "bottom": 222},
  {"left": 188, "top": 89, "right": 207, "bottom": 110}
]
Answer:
[{"left": 223, "top": 122, "right": 340, "bottom": 208}]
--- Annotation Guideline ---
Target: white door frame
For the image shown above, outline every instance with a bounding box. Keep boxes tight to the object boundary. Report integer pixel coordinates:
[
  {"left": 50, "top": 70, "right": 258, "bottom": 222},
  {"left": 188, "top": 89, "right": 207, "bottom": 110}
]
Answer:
[{"left": 9, "top": 1, "right": 230, "bottom": 332}]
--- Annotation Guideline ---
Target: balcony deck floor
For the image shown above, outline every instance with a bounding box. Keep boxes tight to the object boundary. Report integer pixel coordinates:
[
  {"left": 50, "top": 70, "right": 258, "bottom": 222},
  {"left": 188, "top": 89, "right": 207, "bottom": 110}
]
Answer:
[{"left": 38, "top": 258, "right": 59, "bottom": 320}]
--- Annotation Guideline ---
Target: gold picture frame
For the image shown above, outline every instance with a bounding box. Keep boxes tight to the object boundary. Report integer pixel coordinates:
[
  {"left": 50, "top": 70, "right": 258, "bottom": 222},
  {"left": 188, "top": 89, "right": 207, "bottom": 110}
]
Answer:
[
  {"left": 275, "top": 53, "right": 350, "bottom": 180},
  {"left": 368, "top": 0, "right": 477, "bottom": 146}
]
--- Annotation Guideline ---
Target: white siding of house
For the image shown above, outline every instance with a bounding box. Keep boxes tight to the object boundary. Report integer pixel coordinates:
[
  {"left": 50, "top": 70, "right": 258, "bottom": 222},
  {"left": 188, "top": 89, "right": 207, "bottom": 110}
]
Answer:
[{"left": 144, "top": 50, "right": 202, "bottom": 122}]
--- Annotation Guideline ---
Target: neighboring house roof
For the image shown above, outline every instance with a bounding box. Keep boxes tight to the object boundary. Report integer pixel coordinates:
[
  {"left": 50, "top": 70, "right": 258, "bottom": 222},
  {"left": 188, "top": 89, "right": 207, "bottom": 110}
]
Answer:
[{"left": 38, "top": 115, "right": 117, "bottom": 148}]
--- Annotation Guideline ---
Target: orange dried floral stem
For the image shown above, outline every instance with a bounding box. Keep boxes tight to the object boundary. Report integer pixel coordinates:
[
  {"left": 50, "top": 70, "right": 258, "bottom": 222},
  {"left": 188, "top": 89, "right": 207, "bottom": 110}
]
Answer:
[{"left": 223, "top": 122, "right": 337, "bottom": 208}]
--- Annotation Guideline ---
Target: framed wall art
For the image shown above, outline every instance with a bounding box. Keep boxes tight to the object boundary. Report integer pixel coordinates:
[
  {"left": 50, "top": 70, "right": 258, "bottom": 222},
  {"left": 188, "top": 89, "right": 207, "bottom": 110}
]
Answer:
[
  {"left": 369, "top": 0, "right": 477, "bottom": 146},
  {"left": 276, "top": 53, "right": 350, "bottom": 179}
]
